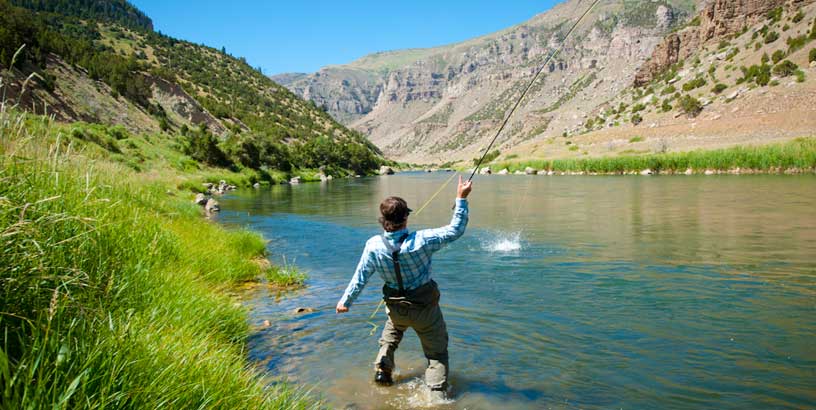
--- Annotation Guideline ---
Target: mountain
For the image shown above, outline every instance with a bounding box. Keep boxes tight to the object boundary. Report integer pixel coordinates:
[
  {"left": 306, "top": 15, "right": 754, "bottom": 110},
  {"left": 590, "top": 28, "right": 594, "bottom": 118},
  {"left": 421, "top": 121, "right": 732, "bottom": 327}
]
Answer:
[
  {"left": 0, "top": 0, "right": 383, "bottom": 176},
  {"left": 273, "top": 0, "right": 698, "bottom": 164},
  {"left": 501, "top": 0, "right": 816, "bottom": 163},
  {"left": 275, "top": 0, "right": 816, "bottom": 166}
]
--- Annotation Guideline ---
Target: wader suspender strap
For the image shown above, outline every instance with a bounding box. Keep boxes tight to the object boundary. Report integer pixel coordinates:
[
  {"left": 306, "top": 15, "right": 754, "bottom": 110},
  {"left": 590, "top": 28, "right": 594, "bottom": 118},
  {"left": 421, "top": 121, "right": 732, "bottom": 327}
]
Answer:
[{"left": 383, "top": 234, "right": 408, "bottom": 297}]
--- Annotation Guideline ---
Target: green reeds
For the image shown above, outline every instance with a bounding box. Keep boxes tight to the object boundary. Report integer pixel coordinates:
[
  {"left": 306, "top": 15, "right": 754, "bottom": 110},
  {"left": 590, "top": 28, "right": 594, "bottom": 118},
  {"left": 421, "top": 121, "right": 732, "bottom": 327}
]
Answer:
[{"left": 490, "top": 138, "right": 816, "bottom": 174}]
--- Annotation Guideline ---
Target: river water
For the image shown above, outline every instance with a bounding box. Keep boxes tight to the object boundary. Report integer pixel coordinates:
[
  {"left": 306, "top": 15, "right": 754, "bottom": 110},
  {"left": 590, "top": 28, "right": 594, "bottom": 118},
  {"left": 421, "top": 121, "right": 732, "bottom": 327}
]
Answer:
[{"left": 215, "top": 173, "right": 816, "bottom": 410}]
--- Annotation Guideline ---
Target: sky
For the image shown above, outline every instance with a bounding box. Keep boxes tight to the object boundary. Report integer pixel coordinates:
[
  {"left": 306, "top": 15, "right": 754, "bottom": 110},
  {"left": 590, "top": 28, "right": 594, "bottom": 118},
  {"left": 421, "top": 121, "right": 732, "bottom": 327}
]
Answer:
[{"left": 130, "top": 0, "right": 560, "bottom": 75}]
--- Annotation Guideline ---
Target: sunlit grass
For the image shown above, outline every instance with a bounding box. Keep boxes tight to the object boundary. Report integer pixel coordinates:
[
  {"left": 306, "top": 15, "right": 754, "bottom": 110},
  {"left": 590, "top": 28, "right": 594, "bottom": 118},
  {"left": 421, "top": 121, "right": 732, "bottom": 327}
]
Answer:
[
  {"left": 0, "top": 106, "right": 318, "bottom": 409},
  {"left": 491, "top": 138, "right": 816, "bottom": 174}
]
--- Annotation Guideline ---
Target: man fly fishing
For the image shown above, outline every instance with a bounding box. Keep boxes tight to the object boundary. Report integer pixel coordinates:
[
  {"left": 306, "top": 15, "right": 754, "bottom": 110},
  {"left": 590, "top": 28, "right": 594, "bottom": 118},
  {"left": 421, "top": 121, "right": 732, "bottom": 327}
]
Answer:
[{"left": 335, "top": 175, "right": 473, "bottom": 398}]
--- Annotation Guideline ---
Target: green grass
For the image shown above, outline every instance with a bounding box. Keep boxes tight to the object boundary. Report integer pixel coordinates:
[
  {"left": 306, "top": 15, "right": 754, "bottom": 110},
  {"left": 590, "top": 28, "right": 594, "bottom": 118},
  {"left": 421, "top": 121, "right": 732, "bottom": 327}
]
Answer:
[
  {"left": 265, "top": 257, "right": 308, "bottom": 288},
  {"left": 0, "top": 107, "right": 315, "bottom": 409},
  {"left": 487, "top": 138, "right": 816, "bottom": 174}
]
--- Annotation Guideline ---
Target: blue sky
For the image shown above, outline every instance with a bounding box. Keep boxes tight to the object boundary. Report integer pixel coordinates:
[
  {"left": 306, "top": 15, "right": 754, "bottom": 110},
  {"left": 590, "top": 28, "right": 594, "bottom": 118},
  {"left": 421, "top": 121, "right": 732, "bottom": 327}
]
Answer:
[{"left": 130, "top": 0, "right": 559, "bottom": 75}]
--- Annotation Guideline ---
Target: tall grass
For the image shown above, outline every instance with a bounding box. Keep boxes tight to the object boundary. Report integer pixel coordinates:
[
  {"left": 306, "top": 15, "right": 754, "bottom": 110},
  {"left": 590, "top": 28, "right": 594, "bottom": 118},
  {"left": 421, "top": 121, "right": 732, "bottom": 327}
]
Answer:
[
  {"left": 491, "top": 138, "right": 816, "bottom": 174},
  {"left": 0, "top": 107, "right": 316, "bottom": 408}
]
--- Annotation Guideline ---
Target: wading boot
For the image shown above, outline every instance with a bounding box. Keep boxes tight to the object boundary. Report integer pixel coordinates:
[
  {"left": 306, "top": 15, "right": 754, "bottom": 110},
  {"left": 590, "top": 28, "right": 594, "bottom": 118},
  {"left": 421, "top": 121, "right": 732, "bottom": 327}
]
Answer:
[{"left": 374, "top": 370, "right": 393, "bottom": 386}]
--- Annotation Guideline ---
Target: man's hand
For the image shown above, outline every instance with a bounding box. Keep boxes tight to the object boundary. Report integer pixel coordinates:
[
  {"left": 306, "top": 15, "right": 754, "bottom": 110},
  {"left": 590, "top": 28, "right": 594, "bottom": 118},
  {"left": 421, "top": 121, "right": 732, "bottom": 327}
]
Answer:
[
  {"left": 336, "top": 300, "right": 349, "bottom": 314},
  {"left": 457, "top": 175, "right": 472, "bottom": 199}
]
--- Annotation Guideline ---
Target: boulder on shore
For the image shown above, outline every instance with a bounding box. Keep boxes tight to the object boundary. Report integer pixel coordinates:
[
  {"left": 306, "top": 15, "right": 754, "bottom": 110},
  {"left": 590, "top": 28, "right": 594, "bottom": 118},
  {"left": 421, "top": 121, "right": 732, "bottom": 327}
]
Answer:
[
  {"left": 640, "top": 169, "right": 653, "bottom": 176},
  {"left": 253, "top": 182, "right": 261, "bottom": 189},
  {"left": 524, "top": 167, "right": 537, "bottom": 175},
  {"left": 194, "top": 193, "right": 207, "bottom": 205},
  {"left": 290, "top": 176, "right": 301, "bottom": 184},
  {"left": 379, "top": 166, "right": 395, "bottom": 175},
  {"left": 480, "top": 166, "right": 491, "bottom": 175},
  {"left": 498, "top": 168, "right": 510, "bottom": 175}
]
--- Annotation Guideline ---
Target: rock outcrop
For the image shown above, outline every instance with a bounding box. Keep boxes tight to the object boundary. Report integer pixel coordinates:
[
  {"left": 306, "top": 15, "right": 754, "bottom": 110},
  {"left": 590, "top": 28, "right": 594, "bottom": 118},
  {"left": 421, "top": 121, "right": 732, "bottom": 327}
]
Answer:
[{"left": 635, "top": 0, "right": 816, "bottom": 85}]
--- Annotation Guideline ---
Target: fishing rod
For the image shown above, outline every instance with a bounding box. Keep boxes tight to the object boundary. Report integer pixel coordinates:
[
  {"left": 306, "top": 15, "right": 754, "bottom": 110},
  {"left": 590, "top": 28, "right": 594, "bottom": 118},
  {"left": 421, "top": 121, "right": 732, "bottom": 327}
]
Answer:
[
  {"left": 361, "top": 0, "right": 602, "bottom": 335},
  {"left": 468, "top": 0, "right": 603, "bottom": 182}
]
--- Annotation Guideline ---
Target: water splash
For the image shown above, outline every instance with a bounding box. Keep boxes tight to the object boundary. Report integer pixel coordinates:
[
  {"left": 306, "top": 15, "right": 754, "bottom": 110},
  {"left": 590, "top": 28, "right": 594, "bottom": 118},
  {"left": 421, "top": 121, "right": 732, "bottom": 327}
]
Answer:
[
  {"left": 483, "top": 231, "right": 522, "bottom": 252},
  {"left": 389, "top": 377, "right": 455, "bottom": 408}
]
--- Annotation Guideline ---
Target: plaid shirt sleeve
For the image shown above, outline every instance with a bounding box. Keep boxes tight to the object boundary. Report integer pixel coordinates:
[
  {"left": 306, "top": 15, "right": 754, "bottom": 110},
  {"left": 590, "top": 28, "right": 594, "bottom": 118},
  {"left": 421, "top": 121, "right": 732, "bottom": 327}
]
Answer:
[
  {"left": 339, "top": 239, "right": 376, "bottom": 308},
  {"left": 417, "top": 198, "right": 469, "bottom": 252}
]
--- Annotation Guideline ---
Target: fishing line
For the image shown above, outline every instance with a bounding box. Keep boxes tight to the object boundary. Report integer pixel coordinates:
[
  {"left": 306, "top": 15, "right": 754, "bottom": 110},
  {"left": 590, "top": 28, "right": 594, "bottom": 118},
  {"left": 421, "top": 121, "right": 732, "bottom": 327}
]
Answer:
[{"left": 468, "top": 0, "right": 603, "bottom": 182}]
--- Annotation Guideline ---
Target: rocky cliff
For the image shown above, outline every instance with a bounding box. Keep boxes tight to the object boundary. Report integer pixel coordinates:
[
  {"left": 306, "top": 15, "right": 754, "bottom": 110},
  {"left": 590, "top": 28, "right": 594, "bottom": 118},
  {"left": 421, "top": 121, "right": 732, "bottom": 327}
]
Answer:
[
  {"left": 636, "top": 0, "right": 816, "bottom": 85},
  {"left": 273, "top": 0, "right": 698, "bottom": 163}
]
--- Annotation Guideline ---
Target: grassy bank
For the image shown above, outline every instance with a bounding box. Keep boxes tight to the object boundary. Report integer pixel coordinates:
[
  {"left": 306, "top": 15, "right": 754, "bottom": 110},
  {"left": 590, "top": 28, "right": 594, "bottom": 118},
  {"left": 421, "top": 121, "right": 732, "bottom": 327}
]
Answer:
[
  {"left": 488, "top": 138, "right": 816, "bottom": 174},
  {"left": 1, "top": 107, "right": 315, "bottom": 408}
]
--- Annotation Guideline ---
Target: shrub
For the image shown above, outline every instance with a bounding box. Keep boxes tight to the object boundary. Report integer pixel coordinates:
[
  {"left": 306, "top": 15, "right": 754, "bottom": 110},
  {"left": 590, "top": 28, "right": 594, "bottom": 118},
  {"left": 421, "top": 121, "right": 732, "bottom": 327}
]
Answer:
[
  {"left": 739, "top": 64, "right": 772, "bottom": 86},
  {"left": 661, "top": 85, "right": 676, "bottom": 95},
  {"left": 771, "top": 49, "right": 786, "bottom": 64},
  {"left": 679, "top": 95, "right": 703, "bottom": 117},
  {"left": 661, "top": 99, "right": 673, "bottom": 112},
  {"left": 810, "top": 48, "right": 816, "bottom": 63},
  {"left": 764, "top": 31, "right": 779, "bottom": 44},
  {"left": 795, "top": 69, "right": 806, "bottom": 83},
  {"left": 787, "top": 35, "right": 807, "bottom": 52},
  {"left": 767, "top": 7, "right": 783, "bottom": 23},
  {"left": 629, "top": 136, "right": 644, "bottom": 143},
  {"left": 792, "top": 11, "right": 805, "bottom": 23},
  {"left": 631, "top": 103, "right": 646, "bottom": 113},
  {"left": 772, "top": 60, "right": 799, "bottom": 77},
  {"left": 712, "top": 83, "right": 728, "bottom": 94},
  {"left": 631, "top": 113, "right": 643, "bottom": 125},
  {"left": 682, "top": 76, "right": 707, "bottom": 91}
]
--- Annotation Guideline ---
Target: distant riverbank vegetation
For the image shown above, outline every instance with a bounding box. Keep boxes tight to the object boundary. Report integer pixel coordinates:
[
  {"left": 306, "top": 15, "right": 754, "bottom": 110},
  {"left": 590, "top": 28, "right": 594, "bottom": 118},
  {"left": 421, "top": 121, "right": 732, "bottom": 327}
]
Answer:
[
  {"left": 0, "top": 105, "right": 316, "bottom": 407},
  {"left": 488, "top": 138, "right": 816, "bottom": 174}
]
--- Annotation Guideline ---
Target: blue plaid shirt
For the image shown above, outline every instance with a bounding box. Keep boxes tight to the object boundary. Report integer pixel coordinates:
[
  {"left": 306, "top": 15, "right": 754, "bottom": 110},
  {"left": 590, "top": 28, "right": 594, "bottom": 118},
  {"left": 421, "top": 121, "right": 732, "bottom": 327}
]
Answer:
[{"left": 339, "top": 198, "right": 469, "bottom": 308}]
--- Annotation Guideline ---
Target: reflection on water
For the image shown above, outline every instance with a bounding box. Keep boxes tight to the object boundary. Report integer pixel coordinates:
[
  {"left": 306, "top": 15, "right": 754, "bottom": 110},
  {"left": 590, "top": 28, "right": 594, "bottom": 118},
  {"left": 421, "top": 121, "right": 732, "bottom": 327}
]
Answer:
[{"left": 216, "top": 173, "right": 816, "bottom": 410}]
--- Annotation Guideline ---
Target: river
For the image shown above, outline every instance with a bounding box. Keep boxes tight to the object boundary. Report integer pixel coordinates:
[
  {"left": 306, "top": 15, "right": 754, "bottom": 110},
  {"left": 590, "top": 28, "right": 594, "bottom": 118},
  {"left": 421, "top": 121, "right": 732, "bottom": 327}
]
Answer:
[{"left": 215, "top": 172, "right": 816, "bottom": 410}]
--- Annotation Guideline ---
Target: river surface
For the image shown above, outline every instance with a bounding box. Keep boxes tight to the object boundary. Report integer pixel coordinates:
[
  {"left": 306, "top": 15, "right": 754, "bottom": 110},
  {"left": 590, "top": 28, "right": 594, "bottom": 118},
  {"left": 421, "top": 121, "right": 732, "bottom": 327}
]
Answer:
[{"left": 215, "top": 173, "right": 816, "bottom": 410}]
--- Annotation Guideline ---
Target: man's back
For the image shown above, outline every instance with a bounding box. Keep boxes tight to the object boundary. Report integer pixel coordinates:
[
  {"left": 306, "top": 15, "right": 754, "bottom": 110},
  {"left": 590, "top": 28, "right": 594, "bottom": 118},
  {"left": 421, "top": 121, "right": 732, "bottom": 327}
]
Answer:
[{"left": 338, "top": 198, "right": 468, "bottom": 308}]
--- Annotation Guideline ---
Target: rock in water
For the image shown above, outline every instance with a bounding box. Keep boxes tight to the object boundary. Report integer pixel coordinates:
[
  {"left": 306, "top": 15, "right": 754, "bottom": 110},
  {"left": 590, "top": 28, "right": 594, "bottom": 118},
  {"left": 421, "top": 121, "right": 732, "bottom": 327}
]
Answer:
[
  {"left": 205, "top": 198, "right": 220, "bottom": 213},
  {"left": 379, "top": 166, "right": 395, "bottom": 175},
  {"left": 498, "top": 168, "right": 509, "bottom": 175},
  {"left": 290, "top": 176, "right": 301, "bottom": 184},
  {"left": 525, "top": 167, "right": 537, "bottom": 175},
  {"left": 253, "top": 182, "right": 261, "bottom": 189},
  {"left": 294, "top": 307, "right": 315, "bottom": 314},
  {"left": 640, "top": 169, "right": 653, "bottom": 176},
  {"left": 480, "top": 166, "right": 491, "bottom": 175}
]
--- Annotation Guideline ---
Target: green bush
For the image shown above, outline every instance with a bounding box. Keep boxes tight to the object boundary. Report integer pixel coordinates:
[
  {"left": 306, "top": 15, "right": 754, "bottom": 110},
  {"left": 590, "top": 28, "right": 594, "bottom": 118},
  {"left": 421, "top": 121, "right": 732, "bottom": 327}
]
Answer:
[
  {"left": 809, "top": 48, "right": 816, "bottom": 63},
  {"left": 661, "top": 99, "right": 673, "bottom": 112},
  {"left": 679, "top": 95, "right": 702, "bottom": 117},
  {"left": 792, "top": 10, "right": 805, "bottom": 23},
  {"left": 771, "top": 49, "right": 786, "bottom": 64},
  {"left": 712, "top": 83, "right": 728, "bottom": 94},
  {"left": 772, "top": 60, "right": 799, "bottom": 77},
  {"left": 631, "top": 113, "right": 643, "bottom": 125},
  {"left": 682, "top": 76, "right": 707, "bottom": 91},
  {"left": 738, "top": 64, "right": 772, "bottom": 86},
  {"left": 767, "top": 7, "right": 783, "bottom": 24},
  {"left": 764, "top": 31, "right": 779, "bottom": 44},
  {"left": 787, "top": 35, "right": 807, "bottom": 53}
]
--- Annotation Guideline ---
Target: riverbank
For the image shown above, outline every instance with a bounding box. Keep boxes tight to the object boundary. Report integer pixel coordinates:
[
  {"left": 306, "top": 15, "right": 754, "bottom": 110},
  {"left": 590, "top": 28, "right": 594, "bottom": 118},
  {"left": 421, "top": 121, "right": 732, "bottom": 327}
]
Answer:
[
  {"left": 476, "top": 137, "right": 816, "bottom": 176},
  {"left": 0, "top": 107, "right": 317, "bottom": 408}
]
